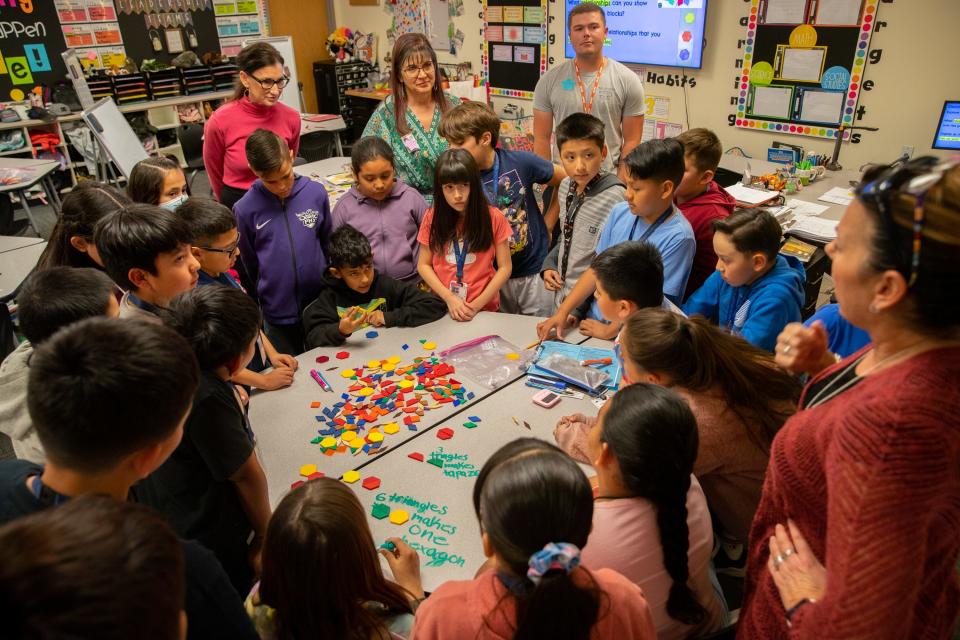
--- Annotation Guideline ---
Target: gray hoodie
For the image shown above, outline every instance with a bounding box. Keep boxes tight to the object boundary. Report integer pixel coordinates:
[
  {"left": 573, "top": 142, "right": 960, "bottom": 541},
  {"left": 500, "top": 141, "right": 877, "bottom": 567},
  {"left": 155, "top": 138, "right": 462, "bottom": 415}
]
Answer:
[{"left": 0, "top": 341, "right": 44, "bottom": 463}]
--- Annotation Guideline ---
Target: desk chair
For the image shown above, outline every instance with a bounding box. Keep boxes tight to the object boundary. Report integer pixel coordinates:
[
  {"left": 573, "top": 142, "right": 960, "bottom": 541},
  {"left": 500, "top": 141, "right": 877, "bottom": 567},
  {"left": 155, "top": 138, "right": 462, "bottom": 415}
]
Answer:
[{"left": 176, "top": 123, "right": 206, "bottom": 194}]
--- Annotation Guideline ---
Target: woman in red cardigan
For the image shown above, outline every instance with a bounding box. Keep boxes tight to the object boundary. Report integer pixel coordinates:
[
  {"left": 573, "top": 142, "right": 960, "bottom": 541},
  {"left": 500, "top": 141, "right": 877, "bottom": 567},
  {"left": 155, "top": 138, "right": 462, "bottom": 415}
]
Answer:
[{"left": 739, "top": 157, "right": 960, "bottom": 639}]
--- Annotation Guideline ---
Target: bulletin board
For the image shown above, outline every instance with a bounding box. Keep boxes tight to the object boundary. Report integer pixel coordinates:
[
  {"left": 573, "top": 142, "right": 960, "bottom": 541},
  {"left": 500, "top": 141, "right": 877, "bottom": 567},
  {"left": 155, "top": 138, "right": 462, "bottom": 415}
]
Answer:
[
  {"left": 734, "top": 0, "right": 879, "bottom": 142},
  {"left": 482, "top": 0, "right": 547, "bottom": 99},
  {"left": 0, "top": 2, "right": 74, "bottom": 102},
  {"left": 116, "top": 1, "right": 222, "bottom": 66}
]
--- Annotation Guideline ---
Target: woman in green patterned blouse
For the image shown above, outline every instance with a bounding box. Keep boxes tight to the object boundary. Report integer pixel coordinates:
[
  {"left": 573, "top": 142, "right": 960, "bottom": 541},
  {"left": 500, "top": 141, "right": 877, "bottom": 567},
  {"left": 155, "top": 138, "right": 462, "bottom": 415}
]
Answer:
[{"left": 362, "top": 33, "right": 461, "bottom": 204}]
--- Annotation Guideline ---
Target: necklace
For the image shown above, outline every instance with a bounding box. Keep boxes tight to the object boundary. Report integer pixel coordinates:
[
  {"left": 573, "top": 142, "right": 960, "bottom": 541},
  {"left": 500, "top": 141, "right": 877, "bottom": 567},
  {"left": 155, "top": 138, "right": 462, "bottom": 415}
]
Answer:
[{"left": 574, "top": 57, "right": 606, "bottom": 114}]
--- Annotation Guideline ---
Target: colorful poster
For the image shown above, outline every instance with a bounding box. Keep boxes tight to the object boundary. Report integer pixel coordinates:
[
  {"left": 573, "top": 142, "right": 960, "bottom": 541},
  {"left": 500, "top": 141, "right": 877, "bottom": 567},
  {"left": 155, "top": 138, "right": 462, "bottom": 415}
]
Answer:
[
  {"left": 522, "top": 26, "right": 545, "bottom": 43},
  {"left": 492, "top": 44, "right": 513, "bottom": 62},
  {"left": 523, "top": 6, "right": 544, "bottom": 23},
  {"left": 56, "top": 0, "right": 88, "bottom": 22},
  {"left": 62, "top": 24, "right": 96, "bottom": 47},
  {"left": 91, "top": 23, "right": 123, "bottom": 45},
  {"left": 486, "top": 25, "right": 504, "bottom": 41},
  {"left": 236, "top": 0, "right": 259, "bottom": 12},
  {"left": 486, "top": 6, "right": 503, "bottom": 21},
  {"left": 503, "top": 25, "right": 523, "bottom": 42},
  {"left": 514, "top": 46, "right": 534, "bottom": 63},
  {"left": 503, "top": 6, "right": 523, "bottom": 22},
  {"left": 86, "top": 0, "right": 117, "bottom": 21}
]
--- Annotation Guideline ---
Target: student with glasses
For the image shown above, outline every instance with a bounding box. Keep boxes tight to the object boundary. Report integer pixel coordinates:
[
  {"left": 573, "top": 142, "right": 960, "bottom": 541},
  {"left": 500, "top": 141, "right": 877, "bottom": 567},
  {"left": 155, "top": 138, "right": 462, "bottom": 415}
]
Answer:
[
  {"left": 203, "top": 42, "right": 300, "bottom": 210},
  {"left": 739, "top": 157, "right": 960, "bottom": 639},
  {"left": 361, "top": 33, "right": 461, "bottom": 204}
]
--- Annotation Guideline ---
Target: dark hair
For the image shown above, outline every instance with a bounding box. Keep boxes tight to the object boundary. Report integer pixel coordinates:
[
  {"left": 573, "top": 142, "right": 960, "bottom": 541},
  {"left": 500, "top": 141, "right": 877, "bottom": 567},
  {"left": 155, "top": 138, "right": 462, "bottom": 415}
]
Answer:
[
  {"left": 127, "top": 156, "right": 183, "bottom": 205},
  {"left": 624, "top": 138, "right": 685, "bottom": 188},
  {"left": 389, "top": 33, "right": 451, "bottom": 137},
  {"left": 622, "top": 308, "right": 800, "bottom": 452},
  {"left": 439, "top": 101, "right": 501, "bottom": 146},
  {"left": 94, "top": 203, "right": 194, "bottom": 290},
  {"left": 234, "top": 41, "right": 285, "bottom": 100},
  {"left": 429, "top": 148, "right": 494, "bottom": 254},
  {"left": 591, "top": 241, "right": 663, "bottom": 308},
  {"left": 351, "top": 136, "right": 395, "bottom": 174},
  {"left": 855, "top": 158, "right": 960, "bottom": 337},
  {"left": 164, "top": 286, "right": 261, "bottom": 371},
  {"left": 472, "top": 438, "right": 603, "bottom": 640},
  {"left": 0, "top": 495, "right": 184, "bottom": 640},
  {"left": 17, "top": 267, "right": 116, "bottom": 345},
  {"left": 568, "top": 1, "right": 605, "bottom": 28},
  {"left": 600, "top": 384, "right": 706, "bottom": 626},
  {"left": 712, "top": 209, "right": 782, "bottom": 261},
  {"left": 260, "top": 478, "right": 414, "bottom": 640},
  {"left": 555, "top": 113, "right": 606, "bottom": 153},
  {"left": 37, "top": 181, "right": 131, "bottom": 270},
  {"left": 328, "top": 224, "right": 373, "bottom": 269},
  {"left": 27, "top": 317, "right": 199, "bottom": 473},
  {"left": 675, "top": 128, "right": 723, "bottom": 174},
  {"left": 177, "top": 197, "right": 237, "bottom": 246},
  {"left": 245, "top": 128, "right": 290, "bottom": 175}
]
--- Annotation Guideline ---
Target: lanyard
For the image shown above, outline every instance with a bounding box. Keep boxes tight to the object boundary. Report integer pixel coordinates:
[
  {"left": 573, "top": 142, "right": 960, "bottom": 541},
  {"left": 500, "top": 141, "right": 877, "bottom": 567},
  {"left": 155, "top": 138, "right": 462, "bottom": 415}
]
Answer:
[
  {"left": 452, "top": 238, "right": 469, "bottom": 283},
  {"left": 31, "top": 475, "right": 69, "bottom": 507},
  {"left": 127, "top": 292, "right": 161, "bottom": 314},
  {"left": 560, "top": 175, "right": 603, "bottom": 280},
  {"left": 628, "top": 206, "right": 674, "bottom": 243},
  {"left": 574, "top": 58, "right": 606, "bottom": 114},
  {"left": 483, "top": 152, "right": 500, "bottom": 205}
]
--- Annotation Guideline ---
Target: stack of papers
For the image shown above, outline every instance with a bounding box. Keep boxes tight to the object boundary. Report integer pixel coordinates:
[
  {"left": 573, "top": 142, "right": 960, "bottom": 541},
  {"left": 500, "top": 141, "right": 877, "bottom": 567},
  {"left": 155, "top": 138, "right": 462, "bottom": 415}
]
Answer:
[
  {"left": 787, "top": 216, "right": 839, "bottom": 242},
  {"left": 727, "top": 183, "right": 781, "bottom": 206},
  {"left": 528, "top": 342, "right": 621, "bottom": 392},
  {"left": 818, "top": 186, "right": 855, "bottom": 206}
]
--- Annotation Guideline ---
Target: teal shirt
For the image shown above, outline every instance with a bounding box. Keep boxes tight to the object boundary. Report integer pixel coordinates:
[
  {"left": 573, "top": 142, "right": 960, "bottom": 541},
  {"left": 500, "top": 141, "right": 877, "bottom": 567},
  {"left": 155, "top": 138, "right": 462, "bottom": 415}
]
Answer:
[{"left": 362, "top": 93, "right": 461, "bottom": 204}]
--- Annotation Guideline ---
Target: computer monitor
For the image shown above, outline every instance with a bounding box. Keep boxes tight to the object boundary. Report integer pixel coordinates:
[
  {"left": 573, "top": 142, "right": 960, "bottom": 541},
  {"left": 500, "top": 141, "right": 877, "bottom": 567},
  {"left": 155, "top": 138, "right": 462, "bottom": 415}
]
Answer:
[{"left": 932, "top": 101, "right": 960, "bottom": 150}]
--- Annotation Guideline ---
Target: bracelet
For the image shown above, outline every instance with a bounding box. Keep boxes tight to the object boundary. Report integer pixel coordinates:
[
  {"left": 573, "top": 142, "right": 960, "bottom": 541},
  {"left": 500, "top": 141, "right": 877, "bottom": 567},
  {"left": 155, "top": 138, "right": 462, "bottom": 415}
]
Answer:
[{"left": 785, "top": 597, "right": 815, "bottom": 628}]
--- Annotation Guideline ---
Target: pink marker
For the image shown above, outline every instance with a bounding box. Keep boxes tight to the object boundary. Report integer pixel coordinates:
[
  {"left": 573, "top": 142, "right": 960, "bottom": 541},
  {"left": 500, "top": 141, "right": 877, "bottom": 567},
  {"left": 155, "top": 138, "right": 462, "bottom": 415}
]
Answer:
[{"left": 310, "top": 369, "right": 330, "bottom": 391}]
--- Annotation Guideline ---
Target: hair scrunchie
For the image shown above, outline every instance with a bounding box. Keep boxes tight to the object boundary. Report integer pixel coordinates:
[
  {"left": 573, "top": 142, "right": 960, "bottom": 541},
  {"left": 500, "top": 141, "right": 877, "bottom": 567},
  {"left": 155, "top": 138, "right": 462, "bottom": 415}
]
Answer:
[{"left": 526, "top": 542, "right": 581, "bottom": 585}]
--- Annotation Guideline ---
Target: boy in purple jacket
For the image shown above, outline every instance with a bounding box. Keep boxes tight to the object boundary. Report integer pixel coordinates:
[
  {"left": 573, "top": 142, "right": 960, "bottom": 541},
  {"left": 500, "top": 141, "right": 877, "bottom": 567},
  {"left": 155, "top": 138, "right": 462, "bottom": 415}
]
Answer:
[{"left": 234, "top": 129, "right": 332, "bottom": 354}]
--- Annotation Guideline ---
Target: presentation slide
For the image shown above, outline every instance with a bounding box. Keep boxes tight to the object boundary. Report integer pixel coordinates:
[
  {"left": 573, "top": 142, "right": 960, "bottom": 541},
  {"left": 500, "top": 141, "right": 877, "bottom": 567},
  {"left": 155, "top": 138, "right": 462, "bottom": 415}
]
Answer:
[
  {"left": 564, "top": 0, "right": 707, "bottom": 69},
  {"left": 933, "top": 101, "right": 960, "bottom": 150}
]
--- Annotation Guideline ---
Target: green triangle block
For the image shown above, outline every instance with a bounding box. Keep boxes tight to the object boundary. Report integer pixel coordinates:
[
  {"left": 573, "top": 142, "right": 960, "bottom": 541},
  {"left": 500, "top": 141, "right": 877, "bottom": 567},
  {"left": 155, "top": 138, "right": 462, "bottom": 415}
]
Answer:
[
  {"left": 310, "top": 436, "right": 322, "bottom": 444},
  {"left": 427, "top": 457, "right": 444, "bottom": 468},
  {"left": 419, "top": 339, "right": 427, "bottom": 344},
  {"left": 371, "top": 503, "right": 390, "bottom": 519},
  {"left": 463, "top": 421, "right": 477, "bottom": 429}
]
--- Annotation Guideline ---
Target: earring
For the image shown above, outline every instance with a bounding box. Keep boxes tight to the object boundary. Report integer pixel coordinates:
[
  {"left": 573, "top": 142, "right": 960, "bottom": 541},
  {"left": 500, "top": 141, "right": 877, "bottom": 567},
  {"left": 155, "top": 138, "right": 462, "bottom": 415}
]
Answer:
[{"left": 869, "top": 302, "right": 878, "bottom": 313}]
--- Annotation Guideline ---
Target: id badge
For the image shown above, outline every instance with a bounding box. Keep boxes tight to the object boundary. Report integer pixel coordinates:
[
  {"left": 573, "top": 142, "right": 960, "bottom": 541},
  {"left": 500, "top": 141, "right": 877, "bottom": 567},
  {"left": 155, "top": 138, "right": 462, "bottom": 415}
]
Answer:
[
  {"left": 401, "top": 133, "right": 420, "bottom": 153},
  {"left": 449, "top": 280, "right": 469, "bottom": 300}
]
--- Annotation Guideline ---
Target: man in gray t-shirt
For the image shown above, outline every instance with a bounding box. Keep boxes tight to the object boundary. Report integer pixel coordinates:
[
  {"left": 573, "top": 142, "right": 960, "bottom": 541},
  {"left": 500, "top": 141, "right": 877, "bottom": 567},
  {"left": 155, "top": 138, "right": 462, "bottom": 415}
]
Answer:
[{"left": 533, "top": 3, "right": 645, "bottom": 174}]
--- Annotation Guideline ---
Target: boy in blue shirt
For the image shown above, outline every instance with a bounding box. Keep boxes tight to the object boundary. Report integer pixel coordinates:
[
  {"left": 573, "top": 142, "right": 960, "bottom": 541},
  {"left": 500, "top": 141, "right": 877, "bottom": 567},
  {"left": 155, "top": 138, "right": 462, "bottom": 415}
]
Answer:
[
  {"left": 684, "top": 209, "right": 805, "bottom": 352},
  {"left": 537, "top": 138, "right": 694, "bottom": 340},
  {"left": 179, "top": 197, "right": 297, "bottom": 391},
  {"left": 440, "top": 101, "right": 565, "bottom": 315}
]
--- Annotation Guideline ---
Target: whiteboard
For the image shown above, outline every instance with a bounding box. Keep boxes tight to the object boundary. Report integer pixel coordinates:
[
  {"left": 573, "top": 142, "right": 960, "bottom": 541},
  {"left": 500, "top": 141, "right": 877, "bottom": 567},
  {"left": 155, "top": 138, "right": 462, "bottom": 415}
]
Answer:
[
  {"left": 798, "top": 89, "right": 843, "bottom": 124},
  {"left": 749, "top": 85, "right": 793, "bottom": 120},
  {"left": 242, "top": 35, "right": 302, "bottom": 113},
  {"left": 81, "top": 98, "right": 149, "bottom": 179},
  {"left": 429, "top": 0, "right": 451, "bottom": 53}
]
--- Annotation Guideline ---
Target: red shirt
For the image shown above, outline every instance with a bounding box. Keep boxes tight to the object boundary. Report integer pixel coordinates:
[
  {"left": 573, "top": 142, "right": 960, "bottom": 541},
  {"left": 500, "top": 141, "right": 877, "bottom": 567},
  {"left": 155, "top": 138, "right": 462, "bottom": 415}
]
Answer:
[
  {"left": 739, "top": 346, "right": 960, "bottom": 639},
  {"left": 676, "top": 181, "right": 734, "bottom": 300},
  {"left": 417, "top": 205, "right": 512, "bottom": 311},
  {"left": 202, "top": 96, "right": 300, "bottom": 199}
]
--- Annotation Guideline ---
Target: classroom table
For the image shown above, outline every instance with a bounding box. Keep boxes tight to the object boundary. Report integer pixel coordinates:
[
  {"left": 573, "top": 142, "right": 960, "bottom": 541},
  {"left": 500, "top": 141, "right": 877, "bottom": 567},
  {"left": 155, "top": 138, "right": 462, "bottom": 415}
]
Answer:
[
  {"left": 294, "top": 156, "right": 351, "bottom": 181},
  {"left": 0, "top": 158, "right": 63, "bottom": 239},
  {"left": 250, "top": 312, "right": 587, "bottom": 506},
  {"left": 0, "top": 240, "right": 46, "bottom": 297},
  {"left": 0, "top": 235, "right": 45, "bottom": 255},
  {"left": 300, "top": 115, "right": 348, "bottom": 157},
  {"left": 345, "top": 88, "right": 390, "bottom": 102}
]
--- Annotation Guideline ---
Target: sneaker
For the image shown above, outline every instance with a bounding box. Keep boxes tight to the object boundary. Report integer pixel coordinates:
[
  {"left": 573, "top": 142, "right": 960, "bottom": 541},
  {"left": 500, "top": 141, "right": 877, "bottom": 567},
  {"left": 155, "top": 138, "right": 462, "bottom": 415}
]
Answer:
[{"left": 714, "top": 541, "right": 746, "bottom": 578}]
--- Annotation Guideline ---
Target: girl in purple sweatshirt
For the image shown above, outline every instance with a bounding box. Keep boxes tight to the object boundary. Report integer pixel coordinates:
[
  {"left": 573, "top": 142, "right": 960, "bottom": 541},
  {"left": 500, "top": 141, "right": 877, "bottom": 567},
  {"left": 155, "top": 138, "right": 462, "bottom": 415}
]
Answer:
[{"left": 331, "top": 137, "right": 427, "bottom": 283}]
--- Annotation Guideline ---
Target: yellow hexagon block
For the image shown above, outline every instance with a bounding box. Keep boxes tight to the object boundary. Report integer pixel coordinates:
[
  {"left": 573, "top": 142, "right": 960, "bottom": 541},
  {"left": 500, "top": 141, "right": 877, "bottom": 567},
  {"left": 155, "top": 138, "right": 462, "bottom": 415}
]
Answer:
[
  {"left": 397, "top": 380, "right": 415, "bottom": 390},
  {"left": 299, "top": 464, "right": 317, "bottom": 477},
  {"left": 357, "top": 387, "right": 374, "bottom": 397},
  {"left": 340, "top": 369, "right": 356, "bottom": 378},
  {"left": 342, "top": 470, "right": 361, "bottom": 483},
  {"left": 383, "top": 422, "right": 400, "bottom": 435},
  {"left": 389, "top": 509, "right": 410, "bottom": 525},
  {"left": 382, "top": 362, "right": 396, "bottom": 372},
  {"left": 367, "top": 431, "right": 384, "bottom": 443},
  {"left": 341, "top": 430, "right": 357, "bottom": 442},
  {"left": 423, "top": 341, "right": 437, "bottom": 350},
  {"left": 387, "top": 355, "right": 401, "bottom": 364},
  {"left": 367, "top": 359, "right": 382, "bottom": 369},
  {"left": 319, "top": 436, "right": 337, "bottom": 448}
]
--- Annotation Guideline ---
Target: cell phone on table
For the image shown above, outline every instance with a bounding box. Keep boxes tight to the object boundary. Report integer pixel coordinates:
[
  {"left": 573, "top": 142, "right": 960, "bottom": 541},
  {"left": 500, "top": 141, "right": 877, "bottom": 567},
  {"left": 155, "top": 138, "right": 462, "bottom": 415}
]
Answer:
[{"left": 532, "top": 389, "right": 561, "bottom": 408}]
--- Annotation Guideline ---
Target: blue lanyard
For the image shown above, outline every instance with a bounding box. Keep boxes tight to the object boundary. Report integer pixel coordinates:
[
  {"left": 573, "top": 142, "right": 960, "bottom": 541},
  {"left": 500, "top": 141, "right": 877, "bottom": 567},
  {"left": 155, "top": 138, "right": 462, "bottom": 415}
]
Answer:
[
  {"left": 451, "top": 237, "right": 469, "bottom": 283},
  {"left": 628, "top": 206, "right": 674, "bottom": 242},
  {"left": 31, "top": 475, "right": 69, "bottom": 507},
  {"left": 127, "top": 292, "right": 161, "bottom": 313},
  {"left": 483, "top": 152, "right": 500, "bottom": 205}
]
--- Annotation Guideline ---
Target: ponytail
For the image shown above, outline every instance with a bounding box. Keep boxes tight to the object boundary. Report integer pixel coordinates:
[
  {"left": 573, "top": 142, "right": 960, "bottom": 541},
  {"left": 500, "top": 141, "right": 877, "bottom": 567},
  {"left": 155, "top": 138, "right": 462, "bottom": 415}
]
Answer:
[
  {"left": 622, "top": 308, "right": 800, "bottom": 452},
  {"left": 474, "top": 439, "right": 603, "bottom": 640},
  {"left": 600, "top": 384, "right": 707, "bottom": 626}
]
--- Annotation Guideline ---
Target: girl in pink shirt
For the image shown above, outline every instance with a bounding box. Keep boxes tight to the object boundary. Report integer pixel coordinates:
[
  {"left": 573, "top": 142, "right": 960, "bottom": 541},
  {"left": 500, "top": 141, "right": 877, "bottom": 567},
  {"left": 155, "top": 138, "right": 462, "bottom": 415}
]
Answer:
[
  {"left": 411, "top": 438, "right": 656, "bottom": 640},
  {"left": 580, "top": 385, "right": 727, "bottom": 640},
  {"left": 417, "top": 148, "right": 512, "bottom": 320}
]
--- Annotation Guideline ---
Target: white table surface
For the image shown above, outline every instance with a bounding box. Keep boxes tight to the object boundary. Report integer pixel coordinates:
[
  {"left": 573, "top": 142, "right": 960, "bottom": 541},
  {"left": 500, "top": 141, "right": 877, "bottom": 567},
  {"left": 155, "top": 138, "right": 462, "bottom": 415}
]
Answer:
[
  {"left": 250, "top": 312, "right": 585, "bottom": 506},
  {"left": 0, "top": 235, "right": 45, "bottom": 254},
  {"left": 300, "top": 115, "right": 347, "bottom": 136},
  {"left": 0, "top": 241, "right": 45, "bottom": 296},
  {"left": 0, "top": 158, "right": 59, "bottom": 194},
  {"left": 294, "top": 157, "right": 351, "bottom": 180}
]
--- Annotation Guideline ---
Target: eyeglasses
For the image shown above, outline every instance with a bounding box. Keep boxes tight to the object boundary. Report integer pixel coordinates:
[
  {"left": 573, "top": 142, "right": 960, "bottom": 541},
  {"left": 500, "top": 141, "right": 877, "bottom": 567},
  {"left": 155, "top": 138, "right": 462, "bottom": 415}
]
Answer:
[
  {"left": 857, "top": 157, "right": 958, "bottom": 287},
  {"left": 249, "top": 74, "right": 290, "bottom": 90},
  {"left": 195, "top": 234, "right": 240, "bottom": 256},
  {"left": 402, "top": 60, "right": 435, "bottom": 77}
]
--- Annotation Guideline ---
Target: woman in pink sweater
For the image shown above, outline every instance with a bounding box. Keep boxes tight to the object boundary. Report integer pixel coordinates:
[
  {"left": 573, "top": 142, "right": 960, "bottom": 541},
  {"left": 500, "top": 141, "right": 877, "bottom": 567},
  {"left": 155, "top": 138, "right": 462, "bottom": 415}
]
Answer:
[
  {"left": 411, "top": 438, "right": 656, "bottom": 640},
  {"left": 740, "top": 158, "right": 960, "bottom": 638},
  {"left": 203, "top": 42, "right": 300, "bottom": 209}
]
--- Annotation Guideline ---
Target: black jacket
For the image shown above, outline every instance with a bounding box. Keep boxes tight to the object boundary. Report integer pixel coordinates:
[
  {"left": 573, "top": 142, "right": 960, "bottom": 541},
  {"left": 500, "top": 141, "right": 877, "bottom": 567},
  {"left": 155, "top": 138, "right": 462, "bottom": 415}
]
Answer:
[{"left": 302, "top": 272, "right": 447, "bottom": 348}]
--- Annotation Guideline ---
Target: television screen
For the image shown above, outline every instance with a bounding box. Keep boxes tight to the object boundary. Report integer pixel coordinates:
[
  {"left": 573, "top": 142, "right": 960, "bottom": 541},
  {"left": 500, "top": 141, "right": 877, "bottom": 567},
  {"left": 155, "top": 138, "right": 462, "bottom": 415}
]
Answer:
[
  {"left": 932, "top": 101, "right": 960, "bottom": 150},
  {"left": 564, "top": 0, "right": 708, "bottom": 69}
]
